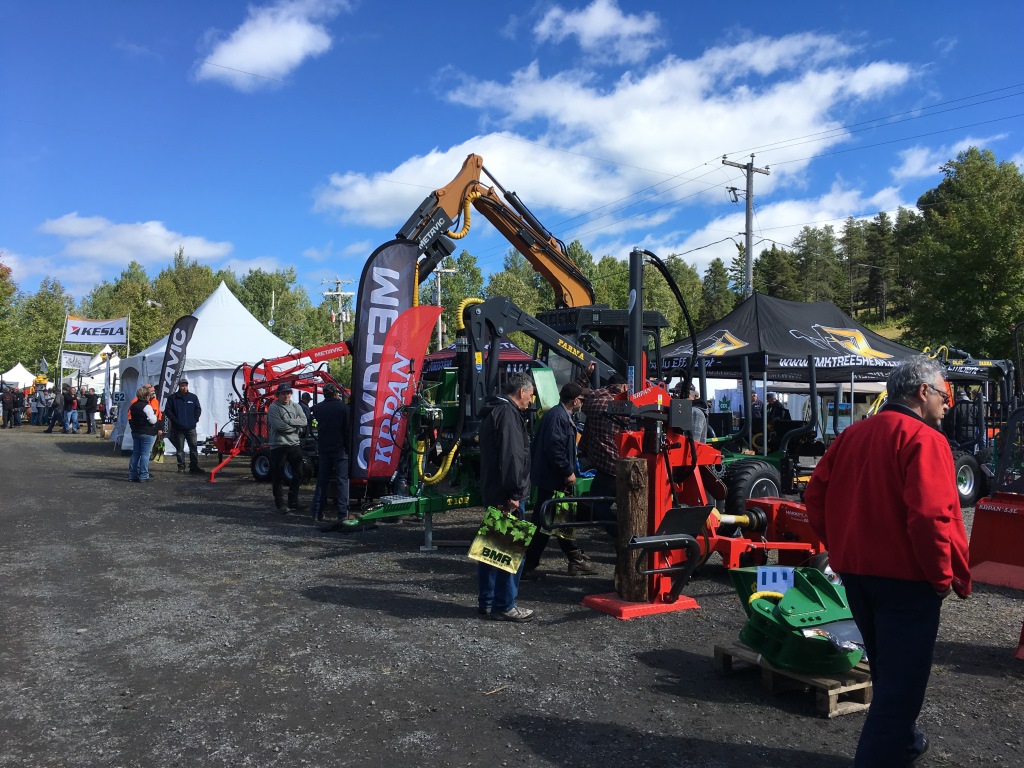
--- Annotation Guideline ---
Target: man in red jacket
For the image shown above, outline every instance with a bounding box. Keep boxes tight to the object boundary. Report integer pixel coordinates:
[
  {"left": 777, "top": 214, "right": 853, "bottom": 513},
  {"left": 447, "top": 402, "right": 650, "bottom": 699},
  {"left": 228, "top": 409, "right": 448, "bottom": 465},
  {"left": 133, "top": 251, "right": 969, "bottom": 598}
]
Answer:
[{"left": 805, "top": 355, "right": 971, "bottom": 767}]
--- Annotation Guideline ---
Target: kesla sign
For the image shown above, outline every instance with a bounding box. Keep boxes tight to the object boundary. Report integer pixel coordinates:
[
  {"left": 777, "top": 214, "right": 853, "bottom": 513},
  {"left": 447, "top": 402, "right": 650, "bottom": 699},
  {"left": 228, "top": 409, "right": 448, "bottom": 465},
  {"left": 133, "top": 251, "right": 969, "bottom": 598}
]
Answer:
[{"left": 64, "top": 316, "right": 128, "bottom": 343}]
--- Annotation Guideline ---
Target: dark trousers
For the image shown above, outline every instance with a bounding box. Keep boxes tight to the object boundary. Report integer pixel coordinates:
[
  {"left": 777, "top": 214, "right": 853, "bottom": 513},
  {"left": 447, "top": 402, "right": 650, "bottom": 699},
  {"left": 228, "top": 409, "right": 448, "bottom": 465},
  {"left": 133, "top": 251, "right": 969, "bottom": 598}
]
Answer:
[
  {"left": 841, "top": 573, "right": 942, "bottom": 768},
  {"left": 310, "top": 449, "right": 349, "bottom": 519},
  {"left": 524, "top": 486, "right": 579, "bottom": 571},
  {"left": 85, "top": 409, "right": 97, "bottom": 433},
  {"left": 46, "top": 409, "right": 64, "bottom": 431},
  {"left": 270, "top": 444, "right": 303, "bottom": 508},
  {"left": 171, "top": 427, "right": 200, "bottom": 469},
  {"left": 587, "top": 469, "right": 619, "bottom": 537}
]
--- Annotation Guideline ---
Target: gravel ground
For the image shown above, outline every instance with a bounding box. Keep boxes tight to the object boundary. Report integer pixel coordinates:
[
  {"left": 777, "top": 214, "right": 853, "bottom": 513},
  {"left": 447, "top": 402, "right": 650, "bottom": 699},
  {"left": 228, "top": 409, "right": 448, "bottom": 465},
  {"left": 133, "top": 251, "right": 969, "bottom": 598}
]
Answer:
[{"left": 1, "top": 426, "right": 1022, "bottom": 768}]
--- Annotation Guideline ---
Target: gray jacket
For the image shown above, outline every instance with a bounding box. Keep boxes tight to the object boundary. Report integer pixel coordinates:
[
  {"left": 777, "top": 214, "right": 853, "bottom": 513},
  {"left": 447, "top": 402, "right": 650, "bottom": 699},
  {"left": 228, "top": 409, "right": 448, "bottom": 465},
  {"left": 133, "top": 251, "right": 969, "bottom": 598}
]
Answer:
[{"left": 268, "top": 401, "right": 306, "bottom": 447}]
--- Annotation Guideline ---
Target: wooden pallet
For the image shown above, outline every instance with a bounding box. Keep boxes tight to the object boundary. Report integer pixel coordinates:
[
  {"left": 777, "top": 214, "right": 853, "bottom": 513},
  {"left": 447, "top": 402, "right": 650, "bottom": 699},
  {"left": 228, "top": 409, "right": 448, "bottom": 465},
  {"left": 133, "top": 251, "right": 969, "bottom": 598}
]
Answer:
[{"left": 713, "top": 642, "right": 872, "bottom": 718}]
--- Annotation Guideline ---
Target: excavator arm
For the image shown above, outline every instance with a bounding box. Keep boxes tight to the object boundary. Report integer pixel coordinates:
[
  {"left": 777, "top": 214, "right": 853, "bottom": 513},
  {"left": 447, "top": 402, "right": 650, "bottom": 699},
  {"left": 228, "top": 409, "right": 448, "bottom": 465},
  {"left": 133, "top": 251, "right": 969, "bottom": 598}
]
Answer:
[{"left": 397, "top": 154, "right": 595, "bottom": 309}]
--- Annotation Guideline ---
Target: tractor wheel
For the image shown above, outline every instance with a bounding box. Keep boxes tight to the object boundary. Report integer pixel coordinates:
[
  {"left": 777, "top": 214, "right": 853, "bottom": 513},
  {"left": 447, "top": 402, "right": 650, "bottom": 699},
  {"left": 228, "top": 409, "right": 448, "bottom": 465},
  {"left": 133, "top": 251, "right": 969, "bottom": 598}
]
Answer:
[
  {"left": 283, "top": 457, "right": 313, "bottom": 484},
  {"left": 723, "top": 459, "right": 782, "bottom": 520},
  {"left": 975, "top": 448, "right": 993, "bottom": 498},
  {"left": 952, "top": 451, "right": 981, "bottom": 507},
  {"left": 250, "top": 451, "right": 271, "bottom": 482}
]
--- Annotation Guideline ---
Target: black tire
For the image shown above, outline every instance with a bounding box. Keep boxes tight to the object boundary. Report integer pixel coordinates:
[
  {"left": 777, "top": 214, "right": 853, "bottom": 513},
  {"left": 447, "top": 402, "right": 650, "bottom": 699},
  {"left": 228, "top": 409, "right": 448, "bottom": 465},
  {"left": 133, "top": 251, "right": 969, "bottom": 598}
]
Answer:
[
  {"left": 952, "top": 451, "right": 981, "bottom": 507},
  {"left": 250, "top": 451, "right": 271, "bottom": 482},
  {"left": 723, "top": 459, "right": 782, "bottom": 519},
  {"left": 807, "top": 552, "right": 830, "bottom": 572},
  {"left": 283, "top": 457, "right": 313, "bottom": 484}
]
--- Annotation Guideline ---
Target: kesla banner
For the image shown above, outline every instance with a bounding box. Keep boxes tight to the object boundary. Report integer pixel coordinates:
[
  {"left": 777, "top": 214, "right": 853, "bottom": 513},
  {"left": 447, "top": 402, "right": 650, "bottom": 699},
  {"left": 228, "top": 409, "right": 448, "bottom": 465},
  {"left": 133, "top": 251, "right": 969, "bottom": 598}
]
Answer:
[
  {"left": 64, "top": 316, "right": 128, "bottom": 343},
  {"left": 349, "top": 240, "right": 420, "bottom": 481},
  {"left": 60, "top": 350, "right": 93, "bottom": 372},
  {"left": 155, "top": 315, "right": 198, "bottom": 416},
  {"left": 366, "top": 305, "right": 442, "bottom": 479}
]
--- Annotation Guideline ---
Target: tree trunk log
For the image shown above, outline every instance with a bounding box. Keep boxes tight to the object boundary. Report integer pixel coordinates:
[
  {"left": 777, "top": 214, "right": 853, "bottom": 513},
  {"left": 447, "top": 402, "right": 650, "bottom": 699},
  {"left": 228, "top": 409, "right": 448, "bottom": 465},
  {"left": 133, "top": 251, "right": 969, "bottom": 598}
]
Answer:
[{"left": 614, "top": 457, "right": 648, "bottom": 602}]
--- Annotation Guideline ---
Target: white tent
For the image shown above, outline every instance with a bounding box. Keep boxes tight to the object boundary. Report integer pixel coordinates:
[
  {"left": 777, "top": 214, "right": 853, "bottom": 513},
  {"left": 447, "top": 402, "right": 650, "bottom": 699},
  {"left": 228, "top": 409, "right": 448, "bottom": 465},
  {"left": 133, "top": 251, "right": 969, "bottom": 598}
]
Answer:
[
  {"left": 115, "top": 281, "right": 294, "bottom": 450},
  {"left": 1, "top": 363, "right": 37, "bottom": 389},
  {"left": 62, "top": 350, "right": 121, "bottom": 390}
]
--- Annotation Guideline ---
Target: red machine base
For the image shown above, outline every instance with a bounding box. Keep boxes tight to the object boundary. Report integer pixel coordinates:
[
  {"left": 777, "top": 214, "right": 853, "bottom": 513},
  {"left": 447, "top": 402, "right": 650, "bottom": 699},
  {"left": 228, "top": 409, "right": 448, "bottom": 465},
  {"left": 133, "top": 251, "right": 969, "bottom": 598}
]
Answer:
[
  {"left": 969, "top": 494, "right": 1024, "bottom": 590},
  {"left": 581, "top": 592, "right": 700, "bottom": 620},
  {"left": 1016, "top": 620, "right": 1024, "bottom": 661}
]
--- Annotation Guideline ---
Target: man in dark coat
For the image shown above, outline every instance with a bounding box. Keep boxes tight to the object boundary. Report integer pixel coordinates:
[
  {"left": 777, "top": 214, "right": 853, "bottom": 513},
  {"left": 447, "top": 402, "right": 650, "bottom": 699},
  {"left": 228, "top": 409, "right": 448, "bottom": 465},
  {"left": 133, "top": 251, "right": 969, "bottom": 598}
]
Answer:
[
  {"left": 311, "top": 383, "right": 351, "bottom": 530},
  {"left": 83, "top": 388, "right": 100, "bottom": 434},
  {"left": 164, "top": 379, "right": 203, "bottom": 474},
  {"left": 523, "top": 381, "right": 597, "bottom": 578},
  {"left": 477, "top": 372, "right": 535, "bottom": 622}
]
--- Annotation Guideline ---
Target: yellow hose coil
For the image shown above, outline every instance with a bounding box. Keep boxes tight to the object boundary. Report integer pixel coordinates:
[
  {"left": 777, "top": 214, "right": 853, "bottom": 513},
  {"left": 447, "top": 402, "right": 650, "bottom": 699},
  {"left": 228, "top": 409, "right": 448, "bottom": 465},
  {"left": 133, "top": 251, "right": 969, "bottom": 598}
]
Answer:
[
  {"left": 748, "top": 590, "right": 785, "bottom": 605},
  {"left": 457, "top": 297, "right": 483, "bottom": 331},
  {"left": 445, "top": 190, "right": 483, "bottom": 240}
]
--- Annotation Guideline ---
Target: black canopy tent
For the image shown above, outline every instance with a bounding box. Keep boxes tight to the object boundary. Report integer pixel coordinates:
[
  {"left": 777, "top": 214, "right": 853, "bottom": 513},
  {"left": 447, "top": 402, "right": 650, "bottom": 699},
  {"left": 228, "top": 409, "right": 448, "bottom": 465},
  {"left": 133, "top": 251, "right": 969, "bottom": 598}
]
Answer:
[{"left": 657, "top": 293, "right": 937, "bottom": 383}]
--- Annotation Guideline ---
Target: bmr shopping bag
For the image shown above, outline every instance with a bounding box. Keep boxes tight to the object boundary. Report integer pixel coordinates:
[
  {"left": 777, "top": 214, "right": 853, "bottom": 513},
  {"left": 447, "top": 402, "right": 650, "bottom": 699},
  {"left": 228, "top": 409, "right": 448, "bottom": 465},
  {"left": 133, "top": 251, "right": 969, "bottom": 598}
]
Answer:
[{"left": 468, "top": 506, "right": 538, "bottom": 574}]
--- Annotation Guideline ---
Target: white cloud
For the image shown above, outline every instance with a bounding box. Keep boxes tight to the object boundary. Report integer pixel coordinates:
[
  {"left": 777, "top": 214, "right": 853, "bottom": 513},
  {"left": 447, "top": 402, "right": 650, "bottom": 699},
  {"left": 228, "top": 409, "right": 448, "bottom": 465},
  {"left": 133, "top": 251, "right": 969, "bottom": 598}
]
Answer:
[
  {"left": 890, "top": 134, "right": 1007, "bottom": 181},
  {"left": 534, "top": 0, "right": 663, "bottom": 64},
  {"left": 39, "top": 213, "right": 232, "bottom": 265},
  {"left": 316, "top": 32, "right": 913, "bottom": 255},
  {"left": 934, "top": 37, "right": 957, "bottom": 55},
  {"left": 220, "top": 256, "right": 282, "bottom": 276},
  {"left": 195, "top": 0, "right": 348, "bottom": 92},
  {"left": 1011, "top": 150, "right": 1024, "bottom": 171}
]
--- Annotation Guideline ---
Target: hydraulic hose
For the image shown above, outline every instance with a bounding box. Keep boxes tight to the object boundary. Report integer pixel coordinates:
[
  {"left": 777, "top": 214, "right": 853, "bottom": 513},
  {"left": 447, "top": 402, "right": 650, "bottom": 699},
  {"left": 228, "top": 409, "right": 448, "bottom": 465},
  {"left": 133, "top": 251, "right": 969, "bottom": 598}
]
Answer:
[
  {"left": 446, "top": 190, "right": 483, "bottom": 240},
  {"left": 749, "top": 590, "right": 785, "bottom": 605}
]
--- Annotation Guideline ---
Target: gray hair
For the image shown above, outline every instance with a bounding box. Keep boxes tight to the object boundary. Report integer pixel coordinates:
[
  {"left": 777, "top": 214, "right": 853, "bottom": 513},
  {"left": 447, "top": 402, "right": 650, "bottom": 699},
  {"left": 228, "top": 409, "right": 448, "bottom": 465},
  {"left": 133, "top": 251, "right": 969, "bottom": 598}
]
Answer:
[
  {"left": 503, "top": 372, "right": 534, "bottom": 397},
  {"left": 886, "top": 355, "right": 946, "bottom": 402}
]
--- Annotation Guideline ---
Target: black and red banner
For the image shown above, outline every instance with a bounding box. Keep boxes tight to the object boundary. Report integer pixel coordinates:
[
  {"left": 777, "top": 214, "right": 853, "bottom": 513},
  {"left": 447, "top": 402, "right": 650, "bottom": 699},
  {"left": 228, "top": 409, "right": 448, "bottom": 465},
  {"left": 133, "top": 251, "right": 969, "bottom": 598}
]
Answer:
[
  {"left": 155, "top": 315, "right": 198, "bottom": 416},
  {"left": 349, "top": 240, "right": 421, "bottom": 480}
]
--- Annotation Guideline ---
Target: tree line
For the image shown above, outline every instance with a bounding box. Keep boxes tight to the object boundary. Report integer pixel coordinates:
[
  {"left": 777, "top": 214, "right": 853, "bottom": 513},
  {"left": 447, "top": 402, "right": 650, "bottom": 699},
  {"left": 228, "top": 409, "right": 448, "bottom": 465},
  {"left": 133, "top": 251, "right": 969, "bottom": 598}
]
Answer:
[{"left": 2, "top": 147, "right": 1021, "bottom": 386}]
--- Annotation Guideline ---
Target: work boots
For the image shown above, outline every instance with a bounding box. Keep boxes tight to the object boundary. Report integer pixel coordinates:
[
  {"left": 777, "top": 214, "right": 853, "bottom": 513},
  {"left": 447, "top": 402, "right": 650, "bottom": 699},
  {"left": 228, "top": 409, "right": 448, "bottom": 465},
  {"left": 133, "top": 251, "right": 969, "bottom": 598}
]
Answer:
[{"left": 567, "top": 551, "right": 597, "bottom": 576}]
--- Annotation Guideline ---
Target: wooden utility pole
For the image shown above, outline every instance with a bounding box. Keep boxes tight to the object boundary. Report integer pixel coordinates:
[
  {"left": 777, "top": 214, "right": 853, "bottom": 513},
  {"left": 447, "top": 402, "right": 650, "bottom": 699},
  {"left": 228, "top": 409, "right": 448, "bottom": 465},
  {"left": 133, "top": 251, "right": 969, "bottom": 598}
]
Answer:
[
  {"left": 722, "top": 155, "right": 770, "bottom": 298},
  {"left": 321, "top": 278, "right": 355, "bottom": 342}
]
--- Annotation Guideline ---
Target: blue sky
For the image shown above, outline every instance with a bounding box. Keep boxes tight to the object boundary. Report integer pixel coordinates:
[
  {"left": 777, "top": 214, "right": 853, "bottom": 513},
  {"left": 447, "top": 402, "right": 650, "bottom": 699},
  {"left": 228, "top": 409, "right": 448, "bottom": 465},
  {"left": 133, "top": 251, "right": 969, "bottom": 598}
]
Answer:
[{"left": 2, "top": 0, "right": 1022, "bottom": 306}]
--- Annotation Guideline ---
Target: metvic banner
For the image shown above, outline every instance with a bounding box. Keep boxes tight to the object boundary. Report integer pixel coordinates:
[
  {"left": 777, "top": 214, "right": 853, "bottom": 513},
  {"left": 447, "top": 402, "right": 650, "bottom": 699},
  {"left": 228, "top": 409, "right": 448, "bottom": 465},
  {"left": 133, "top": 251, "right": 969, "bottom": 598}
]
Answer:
[
  {"left": 155, "top": 315, "right": 198, "bottom": 416},
  {"left": 349, "top": 240, "right": 420, "bottom": 482},
  {"left": 64, "top": 316, "right": 128, "bottom": 344}
]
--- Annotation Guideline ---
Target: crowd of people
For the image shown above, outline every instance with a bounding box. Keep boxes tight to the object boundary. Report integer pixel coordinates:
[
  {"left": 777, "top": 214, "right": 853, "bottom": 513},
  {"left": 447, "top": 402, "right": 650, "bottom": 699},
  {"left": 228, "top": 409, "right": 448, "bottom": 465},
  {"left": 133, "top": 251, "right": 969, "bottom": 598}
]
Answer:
[{"left": 0, "top": 383, "right": 106, "bottom": 433}]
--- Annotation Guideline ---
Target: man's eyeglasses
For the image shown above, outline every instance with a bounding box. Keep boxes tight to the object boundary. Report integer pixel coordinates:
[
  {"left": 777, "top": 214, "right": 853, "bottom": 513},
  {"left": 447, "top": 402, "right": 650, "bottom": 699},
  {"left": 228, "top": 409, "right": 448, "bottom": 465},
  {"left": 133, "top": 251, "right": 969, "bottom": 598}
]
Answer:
[{"left": 927, "top": 383, "right": 951, "bottom": 405}]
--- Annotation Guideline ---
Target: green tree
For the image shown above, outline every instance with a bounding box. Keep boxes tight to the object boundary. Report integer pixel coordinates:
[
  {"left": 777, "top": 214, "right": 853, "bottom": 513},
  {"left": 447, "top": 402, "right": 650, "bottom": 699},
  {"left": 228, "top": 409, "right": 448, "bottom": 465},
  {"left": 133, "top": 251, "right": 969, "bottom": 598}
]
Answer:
[
  {"left": 727, "top": 242, "right": 747, "bottom": 302},
  {"left": 0, "top": 253, "right": 23, "bottom": 370},
  {"left": 591, "top": 254, "right": 629, "bottom": 310},
  {"left": 438, "top": 250, "right": 484, "bottom": 351},
  {"left": 839, "top": 218, "right": 869, "bottom": 316},
  {"left": 863, "top": 212, "right": 896, "bottom": 320},
  {"left": 907, "top": 147, "right": 1024, "bottom": 356},
  {"left": 81, "top": 261, "right": 160, "bottom": 352},
  {"left": 753, "top": 244, "right": 801, "bottom": 301},
  {"left": 151, "top": 246, "right": 220, "bottom": 319},
  {"left": 793, "top": 226, "right": 842, "bottom": 303},
  {"left": 661, "top": 254, "right": 703, "bottom": 341},
  {"left": 699, "top": 258, "right": 734, "bottom": 328},
  {"left": 20, "top": 278, "right": 76, "bottom": 375},
  {"left": 234, "top": 268, "right": 314, "bottom": 350}
]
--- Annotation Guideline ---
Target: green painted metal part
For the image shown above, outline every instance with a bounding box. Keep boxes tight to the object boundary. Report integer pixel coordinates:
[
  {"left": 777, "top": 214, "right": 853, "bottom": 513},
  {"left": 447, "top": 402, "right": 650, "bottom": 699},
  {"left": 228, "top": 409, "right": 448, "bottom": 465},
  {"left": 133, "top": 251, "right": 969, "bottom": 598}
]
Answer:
[{"left": 730, "top": 567, "right": 864, "bottom": 675}]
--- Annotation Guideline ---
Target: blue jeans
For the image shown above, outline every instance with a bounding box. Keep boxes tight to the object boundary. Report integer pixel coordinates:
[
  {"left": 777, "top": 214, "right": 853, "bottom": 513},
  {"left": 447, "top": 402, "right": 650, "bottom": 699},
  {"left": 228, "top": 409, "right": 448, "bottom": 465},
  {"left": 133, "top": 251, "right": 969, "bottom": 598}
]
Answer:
[
  {"left": 842, "top": 573, "right": 942, "bottom": 768},
  {"left": 129, "top": 433, "right": 157, "bottom": 480},
  {"left": 478, "top": 500, "right": 526, "bottom": 612},
  {"left": 310, "top": 449, "right": 349, "bottom": 519}
]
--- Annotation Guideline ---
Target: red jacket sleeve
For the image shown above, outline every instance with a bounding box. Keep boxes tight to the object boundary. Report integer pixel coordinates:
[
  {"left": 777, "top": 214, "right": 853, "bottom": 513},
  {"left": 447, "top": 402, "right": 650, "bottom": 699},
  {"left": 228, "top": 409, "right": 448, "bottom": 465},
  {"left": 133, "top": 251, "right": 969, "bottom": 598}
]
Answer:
[{"left": 902, "top": 429, "right": 972, "bottom": 595}]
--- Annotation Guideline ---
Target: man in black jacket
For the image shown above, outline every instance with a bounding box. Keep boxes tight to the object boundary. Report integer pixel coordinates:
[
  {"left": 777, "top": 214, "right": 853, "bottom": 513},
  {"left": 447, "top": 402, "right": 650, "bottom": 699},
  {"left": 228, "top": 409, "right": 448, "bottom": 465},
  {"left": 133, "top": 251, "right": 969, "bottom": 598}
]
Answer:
[
  {"left": 83, "top": 388, "right": 99, "bottom": 433},
  {"left": 523, "top": 382, "right": 597, "bottom": 578},
  {"left": 477, "top": 372, "right": 535, "bottom": 622},
  {"left": 311, "top": 383, "right": 351, "bottom": 530},
  {"left": 164, "top": 379, "right": 203, "bottom": 474}
]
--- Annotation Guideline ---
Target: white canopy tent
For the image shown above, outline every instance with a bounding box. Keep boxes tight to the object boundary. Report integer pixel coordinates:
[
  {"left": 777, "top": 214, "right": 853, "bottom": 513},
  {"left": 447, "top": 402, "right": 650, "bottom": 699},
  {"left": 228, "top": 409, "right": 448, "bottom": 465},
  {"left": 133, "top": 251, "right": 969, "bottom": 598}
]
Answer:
[
  {"left": 115, "top": 281, "right": 294, "bottom": 450},
  {"left": 62, "top": 350, "right": 121, "bottom": 390},
  {"left": 1, "top": 363, "right": 38, "bottom": 389}
]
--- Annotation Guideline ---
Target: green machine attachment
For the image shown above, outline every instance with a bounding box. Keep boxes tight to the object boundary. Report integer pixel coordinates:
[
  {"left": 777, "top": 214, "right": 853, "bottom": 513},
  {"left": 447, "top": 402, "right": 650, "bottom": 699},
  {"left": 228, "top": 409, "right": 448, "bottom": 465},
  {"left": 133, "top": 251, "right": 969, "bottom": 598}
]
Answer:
[{"left": 730, "top": 566, "right": 864, "bottom": 675}]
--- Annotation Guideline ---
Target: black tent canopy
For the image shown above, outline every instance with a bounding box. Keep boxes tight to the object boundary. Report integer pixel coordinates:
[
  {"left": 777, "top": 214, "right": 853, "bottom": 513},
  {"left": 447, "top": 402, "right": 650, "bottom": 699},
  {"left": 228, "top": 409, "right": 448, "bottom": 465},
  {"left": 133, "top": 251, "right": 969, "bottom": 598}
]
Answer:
[{"left": 657, "top": 293, "right": 931, "bottom": 383}]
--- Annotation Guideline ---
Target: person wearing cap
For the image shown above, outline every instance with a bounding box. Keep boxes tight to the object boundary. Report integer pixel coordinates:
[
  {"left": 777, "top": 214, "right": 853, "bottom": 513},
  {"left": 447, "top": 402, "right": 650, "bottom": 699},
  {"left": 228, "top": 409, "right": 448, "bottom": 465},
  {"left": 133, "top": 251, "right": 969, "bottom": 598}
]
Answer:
[
  {"left": 165, "top": 378, "right": 203, "bottom": 474},
  {"left": 765, "top": 392, "right": 790, "bottom": 425},
  {"left": 574, "top": 364, "right": 629, "bottom": 540},
  {"left": 523, "top": 380, "right": 597, "bottom": 578},
  {"left": 309, "top": 383, "right": 351, "bottom": 529},
  {"left": 297, "top": 391, "right": 314, "bottom": 431},
  {"left": 267, "top": 382, "right": 307, "bottom": 513}
]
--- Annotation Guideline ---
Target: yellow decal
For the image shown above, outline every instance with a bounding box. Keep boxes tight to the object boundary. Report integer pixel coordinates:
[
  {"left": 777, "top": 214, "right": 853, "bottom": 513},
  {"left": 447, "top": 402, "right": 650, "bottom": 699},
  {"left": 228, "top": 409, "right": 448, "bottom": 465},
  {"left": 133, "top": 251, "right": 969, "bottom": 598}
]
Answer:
[
  {"left": 556, "top": 338, "right": 585, "bottom": 360},
  {"left": 815, "top": 326, "right": 893, "bottom": 360},
  {"left": 699, "top": 330, "right": 749, "bottom": 357}
]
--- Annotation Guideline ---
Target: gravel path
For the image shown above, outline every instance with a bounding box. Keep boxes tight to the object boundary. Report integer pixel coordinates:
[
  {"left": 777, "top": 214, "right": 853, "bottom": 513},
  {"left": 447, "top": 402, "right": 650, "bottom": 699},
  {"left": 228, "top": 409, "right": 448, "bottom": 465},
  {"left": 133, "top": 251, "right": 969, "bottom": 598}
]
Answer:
[{"left": 1, "top": 427, "right": 1021, "bottom": 767}]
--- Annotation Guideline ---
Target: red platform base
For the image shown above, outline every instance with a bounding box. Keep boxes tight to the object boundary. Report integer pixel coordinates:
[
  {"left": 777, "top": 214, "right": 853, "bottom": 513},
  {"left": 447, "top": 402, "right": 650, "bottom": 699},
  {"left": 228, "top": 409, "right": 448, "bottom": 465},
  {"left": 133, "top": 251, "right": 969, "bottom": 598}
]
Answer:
[
  {"left": 1016, "top": 620, "right": 1024, "bottom": 661},
  {"left": 581, "top": 592, "right": 700, "bottom": 620}
]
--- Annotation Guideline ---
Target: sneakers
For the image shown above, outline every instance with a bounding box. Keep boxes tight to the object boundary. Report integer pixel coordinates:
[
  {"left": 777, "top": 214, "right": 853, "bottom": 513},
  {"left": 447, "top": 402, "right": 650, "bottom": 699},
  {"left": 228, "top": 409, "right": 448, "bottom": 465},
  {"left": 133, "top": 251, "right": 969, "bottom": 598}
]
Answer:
[
  {"left": 478, "top": 606, "right": 491, "bottom": 616},
  {"left": 490, "top": 606, "right": 534, "bottom": 622},
  {"left": 567, "top": 552, "right": 598, "bottom": 576}
]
